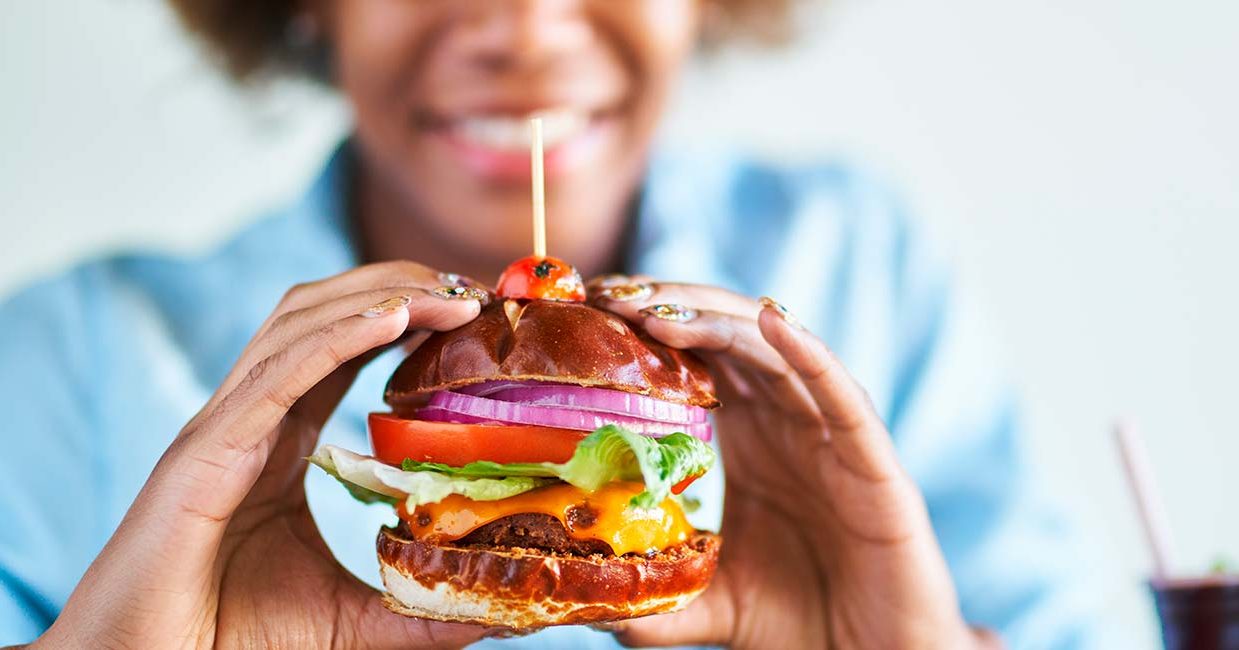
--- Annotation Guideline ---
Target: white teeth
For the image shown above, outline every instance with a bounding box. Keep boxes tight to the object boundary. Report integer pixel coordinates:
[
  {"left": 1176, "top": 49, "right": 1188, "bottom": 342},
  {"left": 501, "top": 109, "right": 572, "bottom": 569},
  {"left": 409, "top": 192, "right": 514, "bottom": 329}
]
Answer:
[
  {"left": 535, "top": 109, "right": 589, "bottom": 147},
  {"left": 454, "top": 109, "right": 589, "bottom": 151}
]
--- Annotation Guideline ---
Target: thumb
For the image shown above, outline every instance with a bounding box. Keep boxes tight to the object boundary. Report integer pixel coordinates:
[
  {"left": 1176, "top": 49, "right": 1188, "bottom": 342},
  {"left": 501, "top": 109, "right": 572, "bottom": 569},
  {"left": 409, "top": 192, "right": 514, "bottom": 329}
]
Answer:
[
  {"left": 339, "top": 575, "right": 488, "bottom": 650},
  {"left": 604, "top": 578, "right": 734, "bottom": 648}
]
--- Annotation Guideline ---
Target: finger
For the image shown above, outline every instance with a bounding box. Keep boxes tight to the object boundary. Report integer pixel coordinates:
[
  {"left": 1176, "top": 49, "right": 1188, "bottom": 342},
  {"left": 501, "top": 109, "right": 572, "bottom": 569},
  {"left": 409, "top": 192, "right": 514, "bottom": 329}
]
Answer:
[
  {"left": 605, "top": 581, "right": 734, "bottom": 648},
  {"left": 219, "top": 284, "right": 482, "bottom": 507},
  {"left": 336, "top": 569, "right": 487, "bottom": 649},
  {"left": 161, "top": 305, "right": 415, "bottom": 528},
  {"left": 216, "top": 286, "right": 485, "bottom": 399},
  {"left": 585, "top": 273, "right": 655, "bottom": 291},
  {"left": 202, "top": 287, "right": 486, "bottom": 539},
  {"left": 253, "top": 261, "right": 484, "bottom": 342},
  {"left": 637, "top": 306, "right": 819, "bottom": 416},
  {"left": 757, "top": 304, "right": 900, "bottom": 480},
  {"left": 118, "top": 306, "right": 415, "bottom": 587},
  {"left": 218, "top": 261, "right": 466, "bottom": 413},
  {"left": 247, "top": 287, "right": 479, "bottom": 499},
  {"left": 593, "top": 280, "right": 757, "bottom": 319},
  {"left": 274, "top": 260, "right": 482, "bottom": 315},
  {"left": 236, "top": 349, "right": 377, "bottom": 508}
]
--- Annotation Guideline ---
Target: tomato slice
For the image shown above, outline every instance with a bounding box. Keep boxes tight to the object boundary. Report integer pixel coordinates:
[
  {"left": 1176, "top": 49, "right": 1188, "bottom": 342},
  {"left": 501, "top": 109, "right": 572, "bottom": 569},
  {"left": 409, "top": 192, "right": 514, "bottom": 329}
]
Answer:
[{"left": 368, "top": 413, "right": 588, "bottom": 467}]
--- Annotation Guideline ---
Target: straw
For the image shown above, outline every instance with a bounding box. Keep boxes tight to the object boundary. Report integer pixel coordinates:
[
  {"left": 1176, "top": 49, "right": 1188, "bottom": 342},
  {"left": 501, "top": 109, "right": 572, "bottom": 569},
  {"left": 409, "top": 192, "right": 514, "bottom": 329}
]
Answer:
[
  {"left": 1114, "top": 418, "right": 1175, "bottom": 578},
  {"left": 530, "top": 117, "right": 546, "bottom": 259}
]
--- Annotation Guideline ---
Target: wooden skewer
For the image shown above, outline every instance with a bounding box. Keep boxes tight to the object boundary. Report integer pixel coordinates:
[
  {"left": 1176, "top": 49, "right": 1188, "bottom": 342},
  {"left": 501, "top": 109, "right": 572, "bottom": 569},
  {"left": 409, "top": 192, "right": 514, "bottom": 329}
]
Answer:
[
  {"left": 1114, "top": 419, "right": 1175, "bottom": 579},
  {"left": 530, "top": 117, "right": 547, "bottom": 259}
]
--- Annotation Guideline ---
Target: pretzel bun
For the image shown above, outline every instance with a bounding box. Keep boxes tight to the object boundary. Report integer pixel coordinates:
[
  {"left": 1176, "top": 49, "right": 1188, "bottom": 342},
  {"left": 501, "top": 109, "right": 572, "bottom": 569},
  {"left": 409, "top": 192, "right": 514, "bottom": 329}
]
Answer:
[
  {"left": 385, "top": 299, "right": 719, "bottom": 409},
  {"left": 371, "top": 294, "right": 723, "bottom": 630},
  {"left": 376, "top": 526, "right": 722, "bottom": 628}
]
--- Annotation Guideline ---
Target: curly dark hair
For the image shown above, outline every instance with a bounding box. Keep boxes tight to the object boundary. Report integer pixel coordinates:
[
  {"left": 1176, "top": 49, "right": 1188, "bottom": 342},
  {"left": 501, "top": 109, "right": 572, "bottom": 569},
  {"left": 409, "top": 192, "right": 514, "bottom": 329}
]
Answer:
[{"left": 166, "top": 0, "right": 796, "bottom": 82}]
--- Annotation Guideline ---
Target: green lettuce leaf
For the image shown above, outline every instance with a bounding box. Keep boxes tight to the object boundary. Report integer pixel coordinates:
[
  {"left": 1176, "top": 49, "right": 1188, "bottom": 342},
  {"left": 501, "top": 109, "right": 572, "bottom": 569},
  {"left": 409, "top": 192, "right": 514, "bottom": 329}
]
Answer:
[
  {"left": 671, "top": 493, "right": 702, "bottom": 514},
  {"left": 308, "top": 445, "right": 551, "bottom": 508},
  {"left": 401, "top": 425, "right": 716, "bottom": 508}
]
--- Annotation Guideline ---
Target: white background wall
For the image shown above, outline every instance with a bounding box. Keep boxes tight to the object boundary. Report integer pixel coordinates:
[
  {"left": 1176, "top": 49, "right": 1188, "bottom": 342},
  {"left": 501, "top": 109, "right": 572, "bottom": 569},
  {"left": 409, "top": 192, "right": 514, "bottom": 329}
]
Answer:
[{"left": 4, "top": 0, "right": 1238, "bottom": 646}]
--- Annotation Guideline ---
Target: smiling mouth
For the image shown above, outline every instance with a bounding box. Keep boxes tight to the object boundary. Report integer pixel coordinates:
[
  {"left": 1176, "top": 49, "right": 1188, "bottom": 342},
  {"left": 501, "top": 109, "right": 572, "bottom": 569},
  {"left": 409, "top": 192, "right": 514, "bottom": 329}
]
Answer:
[
  {"left": 453, "top": 108, "right": 595, "bottom": 151},
  {"left": 417, "top": 105, "right": 612, "bottom": 149},
  {"left": 417, "top": 106, "right": 618, "bottom": 180}
]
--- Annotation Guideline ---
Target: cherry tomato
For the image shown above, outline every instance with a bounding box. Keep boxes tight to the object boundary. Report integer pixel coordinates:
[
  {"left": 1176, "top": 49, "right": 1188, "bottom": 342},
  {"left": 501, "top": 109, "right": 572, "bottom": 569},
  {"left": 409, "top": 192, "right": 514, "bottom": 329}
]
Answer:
[
  {"left": 369, "top": 413, "right": 587, "bottom": 466},
  {"left": 495, "top": 255, "right": 586, "bottom": 302}
]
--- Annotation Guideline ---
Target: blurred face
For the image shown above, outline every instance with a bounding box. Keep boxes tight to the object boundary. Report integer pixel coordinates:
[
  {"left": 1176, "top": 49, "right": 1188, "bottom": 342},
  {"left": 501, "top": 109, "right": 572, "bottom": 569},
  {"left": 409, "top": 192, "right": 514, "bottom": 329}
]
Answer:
[{"left": 320, "top": 0, "right": 703, "bottom": 269}]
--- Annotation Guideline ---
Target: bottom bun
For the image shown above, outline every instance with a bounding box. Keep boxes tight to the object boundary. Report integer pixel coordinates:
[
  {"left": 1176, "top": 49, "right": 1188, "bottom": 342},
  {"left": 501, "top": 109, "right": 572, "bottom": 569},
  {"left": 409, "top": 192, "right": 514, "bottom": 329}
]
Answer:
[{"left": 376, "top": 526, "right": 721, "bottom": 629}]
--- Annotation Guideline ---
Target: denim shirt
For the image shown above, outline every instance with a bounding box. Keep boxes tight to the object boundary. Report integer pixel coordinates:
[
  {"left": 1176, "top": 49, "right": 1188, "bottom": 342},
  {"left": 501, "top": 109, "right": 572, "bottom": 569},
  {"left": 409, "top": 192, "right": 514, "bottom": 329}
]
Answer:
[{"left": 0, "top": 143, "right": 1105, "bottom": 648}]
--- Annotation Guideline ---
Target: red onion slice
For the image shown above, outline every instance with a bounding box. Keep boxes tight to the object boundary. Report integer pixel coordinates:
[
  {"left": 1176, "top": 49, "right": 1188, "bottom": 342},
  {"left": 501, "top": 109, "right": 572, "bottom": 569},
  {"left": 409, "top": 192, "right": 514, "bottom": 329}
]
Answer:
[
  {"left": 455, "top": 381, "right": 536, "bottom": 397},
  {"left": 422, "top": 391, "right": 713, "bottom": 441},
  {"left": 477, "top": 384, "right": 708, "bottom": 424},
  {"left": 412, "top": 408, "right": 508, "bottom": 427}
]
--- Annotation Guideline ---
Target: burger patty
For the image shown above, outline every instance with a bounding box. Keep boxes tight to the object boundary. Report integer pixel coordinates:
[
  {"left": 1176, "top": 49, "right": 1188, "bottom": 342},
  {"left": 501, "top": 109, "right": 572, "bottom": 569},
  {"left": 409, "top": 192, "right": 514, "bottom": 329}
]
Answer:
[
  {"left": 456, "top": 513, "right": 615, "bottom": 557},
  {"left": 399, "top": 514, "right": 614, "bottom": 557}
]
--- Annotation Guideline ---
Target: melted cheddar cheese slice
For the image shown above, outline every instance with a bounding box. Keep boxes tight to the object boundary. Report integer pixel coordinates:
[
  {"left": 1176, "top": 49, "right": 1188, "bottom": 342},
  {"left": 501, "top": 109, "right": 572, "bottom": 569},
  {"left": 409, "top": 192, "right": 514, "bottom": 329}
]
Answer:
[{"left": 399, "top": 482, "right": 693, "bottom": 556}]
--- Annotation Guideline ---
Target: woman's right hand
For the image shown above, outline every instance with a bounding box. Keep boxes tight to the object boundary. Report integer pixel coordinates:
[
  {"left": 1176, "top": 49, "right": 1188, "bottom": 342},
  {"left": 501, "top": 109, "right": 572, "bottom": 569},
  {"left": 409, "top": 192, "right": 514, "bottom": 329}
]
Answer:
[{"left": 30, "top": 262, "right": 492, "bottom": 649}]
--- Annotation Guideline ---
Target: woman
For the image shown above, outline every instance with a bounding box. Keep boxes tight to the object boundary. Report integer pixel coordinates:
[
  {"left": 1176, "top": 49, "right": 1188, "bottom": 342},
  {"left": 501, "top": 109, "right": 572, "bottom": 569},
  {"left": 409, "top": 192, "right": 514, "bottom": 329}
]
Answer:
[{"left": 0, "top": 1, "right": 1101, "bottom": 648}]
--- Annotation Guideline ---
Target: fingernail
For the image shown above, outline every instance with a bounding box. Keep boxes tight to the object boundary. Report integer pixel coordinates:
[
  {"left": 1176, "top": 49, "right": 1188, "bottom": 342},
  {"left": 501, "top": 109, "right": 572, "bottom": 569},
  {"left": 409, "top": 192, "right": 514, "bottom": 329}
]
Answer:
[
  {"left": 588, "top": 273, "right": 631, "bottom": 290},
  {"left": 759, "top": 296, "right": 805, "bottom": 330},
  {"left": 432, "top": 285, "right": 491, "bottom": 305},
  {"left": 640, "top": 303, "right": 698, "bottom": 323},
  {"left": 599, "top": 282, "right": 654, "bottom": 302},
  {"left": 360, "top": 295, "right": 411, "bottom": 318},
  {"left": 589, "top": 621, "right": 627, "bottom": 633},
  {"left": 437, "top": 271, "right": 475, "bottom": 287}
]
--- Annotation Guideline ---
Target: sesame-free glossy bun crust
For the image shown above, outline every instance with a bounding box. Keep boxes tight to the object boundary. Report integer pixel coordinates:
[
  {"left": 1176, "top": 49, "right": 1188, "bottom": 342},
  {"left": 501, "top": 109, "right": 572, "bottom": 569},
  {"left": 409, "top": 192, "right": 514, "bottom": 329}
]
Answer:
[
  {"left": 376, "top": 526, "right": 721, "bottom": 628},
  {"left": 385, "top": 300, "right": 719, "bottom": 408}
]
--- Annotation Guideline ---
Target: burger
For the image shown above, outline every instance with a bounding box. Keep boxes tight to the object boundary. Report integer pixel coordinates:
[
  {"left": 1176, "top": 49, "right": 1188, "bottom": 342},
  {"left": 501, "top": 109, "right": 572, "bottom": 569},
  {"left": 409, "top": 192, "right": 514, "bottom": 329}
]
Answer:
[{"left": 309, "top": 255, "right": 722, "bottom": 629}]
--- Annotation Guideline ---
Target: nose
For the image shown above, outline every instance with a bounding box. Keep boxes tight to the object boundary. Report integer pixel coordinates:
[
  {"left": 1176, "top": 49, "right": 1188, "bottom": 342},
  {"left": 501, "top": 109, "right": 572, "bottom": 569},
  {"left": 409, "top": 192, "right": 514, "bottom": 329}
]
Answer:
[{"left": 462, "top": 0, "right": 593, "bottom": 71}]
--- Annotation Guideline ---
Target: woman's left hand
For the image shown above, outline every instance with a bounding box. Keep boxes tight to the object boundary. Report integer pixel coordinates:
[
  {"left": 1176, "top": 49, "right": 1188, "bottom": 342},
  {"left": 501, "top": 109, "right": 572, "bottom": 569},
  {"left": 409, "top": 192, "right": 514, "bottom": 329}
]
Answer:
[{"left": 592, "top": 279, "right": 1002, "bottom": 649}]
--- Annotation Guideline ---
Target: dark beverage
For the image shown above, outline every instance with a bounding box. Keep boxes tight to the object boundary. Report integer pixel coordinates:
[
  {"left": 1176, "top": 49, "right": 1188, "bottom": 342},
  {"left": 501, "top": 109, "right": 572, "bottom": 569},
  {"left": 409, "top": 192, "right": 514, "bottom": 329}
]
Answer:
[{"left": 1151, "top": 576, "right": 1239, "bottom": 649}]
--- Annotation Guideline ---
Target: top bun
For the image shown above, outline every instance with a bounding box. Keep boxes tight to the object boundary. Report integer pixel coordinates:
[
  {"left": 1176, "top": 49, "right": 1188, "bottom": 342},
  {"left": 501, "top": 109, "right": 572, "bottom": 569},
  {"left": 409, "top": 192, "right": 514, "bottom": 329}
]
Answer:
[{"left": 385, "top": 299, "right": 719, "bottom": 408}]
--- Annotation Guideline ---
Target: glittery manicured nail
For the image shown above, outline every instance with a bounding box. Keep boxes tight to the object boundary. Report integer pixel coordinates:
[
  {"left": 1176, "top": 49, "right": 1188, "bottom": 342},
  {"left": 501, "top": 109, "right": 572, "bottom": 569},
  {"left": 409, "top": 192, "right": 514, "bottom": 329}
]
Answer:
[
  {"left": 640, "top": 303, "right": 698, "bottom": 323},
  {"left": 432, "top": 285, "right": 490, "bottom": 305},
  {"left": 360, "top": 295, "right": 411, "bottom": 318},
  {"left": 437, "top": 272, "right": 474, "bottom": 287},
  {"left": 760, "top": 296, "right": 805, "bottom": 330},
  {"left": 599, "top": 283, "right": 654, "bottom": 302},
  {"left": 587, "top": 274, "right": 632, "bottom": 290}
]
